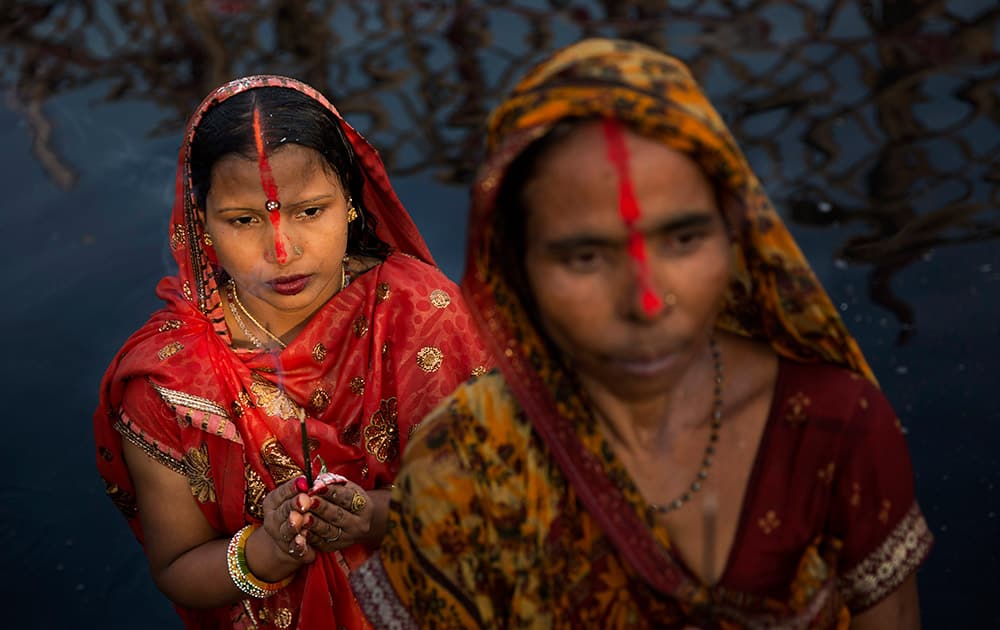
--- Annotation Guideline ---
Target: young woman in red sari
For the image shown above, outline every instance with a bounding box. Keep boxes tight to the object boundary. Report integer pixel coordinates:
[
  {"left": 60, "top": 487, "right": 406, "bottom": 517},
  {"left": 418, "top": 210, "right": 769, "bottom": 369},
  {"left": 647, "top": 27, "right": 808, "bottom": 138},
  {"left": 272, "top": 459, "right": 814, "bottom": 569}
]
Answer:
[
  {"left": 94, "top": 76, "right": 490, "bottom": 629},
  {"left": 351, "top": 39, "right": 932, "bottom": 628}
]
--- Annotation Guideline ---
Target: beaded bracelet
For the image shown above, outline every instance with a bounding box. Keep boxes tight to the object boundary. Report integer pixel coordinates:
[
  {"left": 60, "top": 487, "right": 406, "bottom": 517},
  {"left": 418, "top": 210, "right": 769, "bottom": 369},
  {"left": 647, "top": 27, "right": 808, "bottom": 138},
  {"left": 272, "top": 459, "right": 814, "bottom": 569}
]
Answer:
[{"left": 226, "top": 524, "right": 294, "bottom": 599}]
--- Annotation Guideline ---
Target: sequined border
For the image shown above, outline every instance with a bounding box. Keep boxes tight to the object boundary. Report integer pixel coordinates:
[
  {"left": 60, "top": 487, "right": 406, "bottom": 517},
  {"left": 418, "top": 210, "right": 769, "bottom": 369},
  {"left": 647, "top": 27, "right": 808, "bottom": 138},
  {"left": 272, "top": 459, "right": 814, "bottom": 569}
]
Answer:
[
  {"left": 113, "top": 414, "right": 186, "bottom": 475},
  {"left": 350, "top": 556, "right": 418, "bottom": 630},
  {"left": 838, "top": 502, "right": 933, "bottom": 611},
  {"left": 150, "top": 381, "right": 232, "bottom": 419}
]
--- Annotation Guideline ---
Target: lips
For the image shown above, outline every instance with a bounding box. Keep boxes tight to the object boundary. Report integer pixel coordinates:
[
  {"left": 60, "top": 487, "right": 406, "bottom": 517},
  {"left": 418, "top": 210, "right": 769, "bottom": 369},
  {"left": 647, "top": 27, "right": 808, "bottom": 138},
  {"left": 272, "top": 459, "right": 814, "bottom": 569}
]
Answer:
[{"left": 269, "top": 274, "right": 310, "bottom": 296}]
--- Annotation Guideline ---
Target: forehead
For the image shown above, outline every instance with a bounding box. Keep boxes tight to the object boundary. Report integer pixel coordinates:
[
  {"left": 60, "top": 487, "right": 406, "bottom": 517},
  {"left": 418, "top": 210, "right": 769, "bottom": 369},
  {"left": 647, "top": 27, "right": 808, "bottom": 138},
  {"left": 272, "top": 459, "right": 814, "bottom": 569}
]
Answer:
[
  {"left": 521, "top": 122, "right": 715, "bottom": 238},
  {"left": 208, "top": 144, "right": 340, "bottom": 201}
]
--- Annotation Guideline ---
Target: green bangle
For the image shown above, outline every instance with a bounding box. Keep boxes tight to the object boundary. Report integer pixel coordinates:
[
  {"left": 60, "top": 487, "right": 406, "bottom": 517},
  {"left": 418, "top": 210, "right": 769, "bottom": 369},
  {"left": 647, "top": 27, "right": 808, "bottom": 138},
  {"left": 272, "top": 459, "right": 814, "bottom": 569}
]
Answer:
[{"left": 226, "top": 524, "right": 294, "bottom": 598}]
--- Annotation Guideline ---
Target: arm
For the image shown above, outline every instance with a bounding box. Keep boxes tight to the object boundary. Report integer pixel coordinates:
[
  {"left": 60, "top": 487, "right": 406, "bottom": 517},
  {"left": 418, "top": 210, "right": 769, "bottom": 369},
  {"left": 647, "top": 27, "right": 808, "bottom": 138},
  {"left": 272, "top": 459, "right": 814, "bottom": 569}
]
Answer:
[
  {"left": 122, "top": 440, "right": 305, "bottom": 608},
  {"left": 850, "top": 574, "right": 921, "bottom": 630}
]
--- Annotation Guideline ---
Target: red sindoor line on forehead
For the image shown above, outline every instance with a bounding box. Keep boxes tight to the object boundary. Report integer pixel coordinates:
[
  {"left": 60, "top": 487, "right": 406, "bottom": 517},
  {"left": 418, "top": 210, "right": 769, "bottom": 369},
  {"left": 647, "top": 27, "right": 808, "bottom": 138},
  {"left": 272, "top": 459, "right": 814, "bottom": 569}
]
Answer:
[
  {"left": 601, "top": 118, "right": 663, "bottom": 316},
  {"left": 252, "top": 104, "right": 287, "bottom": 264}
]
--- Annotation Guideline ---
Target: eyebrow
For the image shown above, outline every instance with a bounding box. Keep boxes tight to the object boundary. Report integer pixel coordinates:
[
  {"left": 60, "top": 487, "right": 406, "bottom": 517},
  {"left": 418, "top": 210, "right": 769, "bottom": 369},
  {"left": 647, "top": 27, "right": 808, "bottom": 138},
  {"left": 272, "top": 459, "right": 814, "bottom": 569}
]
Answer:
[
  {"left": 213, "top": 195, "right": 338, "bottom": 214},
  {"left": 544, "top": 210, "right": 717, "bottom": 251}
]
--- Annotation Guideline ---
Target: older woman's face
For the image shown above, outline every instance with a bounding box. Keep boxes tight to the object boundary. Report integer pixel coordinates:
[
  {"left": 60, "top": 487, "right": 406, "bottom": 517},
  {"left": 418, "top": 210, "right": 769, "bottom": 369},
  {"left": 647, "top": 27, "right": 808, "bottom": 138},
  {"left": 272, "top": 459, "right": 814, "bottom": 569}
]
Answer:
[{"left": 522, "top": 121, "right": 730, "bottom": 403}]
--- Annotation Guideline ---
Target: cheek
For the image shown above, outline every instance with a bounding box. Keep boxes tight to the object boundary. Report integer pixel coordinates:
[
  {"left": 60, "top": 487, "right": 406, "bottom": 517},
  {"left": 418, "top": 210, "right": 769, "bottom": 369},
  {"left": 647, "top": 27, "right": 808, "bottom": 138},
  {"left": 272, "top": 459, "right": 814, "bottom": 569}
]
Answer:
[{"left": 527, "top": 265, "right": 609, "bottom": 348}]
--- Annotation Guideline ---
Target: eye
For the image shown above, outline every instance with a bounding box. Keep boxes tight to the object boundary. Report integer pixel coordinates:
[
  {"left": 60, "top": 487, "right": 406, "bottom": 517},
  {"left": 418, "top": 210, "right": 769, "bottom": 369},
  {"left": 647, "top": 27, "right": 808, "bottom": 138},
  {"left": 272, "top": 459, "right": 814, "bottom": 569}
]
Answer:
[
  {"left": 562, "top": 248, "right": 606, "bottom": 272},
  {"left": 657, "top": 229, "right": 707, "bottom": 255},
  {"left": 297, "top": 206, "right": 324, "bottom": 219},
  {"left": 229, "top": 215, "right": 259, "bottom": 228}
]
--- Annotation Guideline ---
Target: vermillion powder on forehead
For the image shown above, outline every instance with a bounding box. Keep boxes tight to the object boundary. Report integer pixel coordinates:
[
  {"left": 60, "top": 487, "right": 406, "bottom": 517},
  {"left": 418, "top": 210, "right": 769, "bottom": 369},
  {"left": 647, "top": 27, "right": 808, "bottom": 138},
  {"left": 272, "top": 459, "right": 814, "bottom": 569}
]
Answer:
[
  {"left": 252, "top": 104, "right": 287, "bottom": 264},
  {"left": 601, "top": 118, "right": 663, "bottom": 316}
]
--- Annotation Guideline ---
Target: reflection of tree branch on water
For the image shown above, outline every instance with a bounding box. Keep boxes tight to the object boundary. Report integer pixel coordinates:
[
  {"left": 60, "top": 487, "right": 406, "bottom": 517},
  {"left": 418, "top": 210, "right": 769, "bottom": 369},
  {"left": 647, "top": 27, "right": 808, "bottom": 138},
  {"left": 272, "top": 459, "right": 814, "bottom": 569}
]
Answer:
[{"left": 2, "top": 0, "right": 997, "bottom": 342}]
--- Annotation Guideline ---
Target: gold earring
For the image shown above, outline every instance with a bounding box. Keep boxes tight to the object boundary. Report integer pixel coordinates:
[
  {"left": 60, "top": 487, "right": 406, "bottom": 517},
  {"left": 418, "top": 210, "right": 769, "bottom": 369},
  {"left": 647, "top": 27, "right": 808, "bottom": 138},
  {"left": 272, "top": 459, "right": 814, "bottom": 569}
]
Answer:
[
  {"left": 346, "top": 200, "right": 358, "bottom": 223},
  {"left": 203, "top": 232, "right": 213, "bottom": 247}
]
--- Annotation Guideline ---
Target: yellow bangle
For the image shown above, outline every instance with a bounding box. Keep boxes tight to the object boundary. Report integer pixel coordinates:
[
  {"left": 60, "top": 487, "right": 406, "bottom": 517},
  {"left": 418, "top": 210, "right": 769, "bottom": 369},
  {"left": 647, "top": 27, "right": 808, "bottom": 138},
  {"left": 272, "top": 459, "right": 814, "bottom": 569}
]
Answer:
[{"left": 226, "top": 524, "right": 294, "bottom": 598}]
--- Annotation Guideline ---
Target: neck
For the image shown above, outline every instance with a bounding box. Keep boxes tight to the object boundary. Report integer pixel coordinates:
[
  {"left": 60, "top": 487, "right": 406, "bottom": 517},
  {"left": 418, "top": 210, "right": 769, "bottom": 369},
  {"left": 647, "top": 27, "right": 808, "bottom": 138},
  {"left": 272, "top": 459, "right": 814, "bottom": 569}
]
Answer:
[{"left": 583, "top": 338, "right": 719, "bottom": 456}]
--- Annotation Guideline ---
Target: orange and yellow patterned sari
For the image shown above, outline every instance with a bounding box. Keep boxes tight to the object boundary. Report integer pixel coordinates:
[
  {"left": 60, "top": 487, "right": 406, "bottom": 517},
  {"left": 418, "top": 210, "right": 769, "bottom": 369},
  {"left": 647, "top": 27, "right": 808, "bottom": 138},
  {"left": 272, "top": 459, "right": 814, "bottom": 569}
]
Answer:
[
  {"left": 94, "top": 75, "right": 491, "bottom": 629},
  {"left": 351, "top": 39, "right": 931, "bottom": 628}
]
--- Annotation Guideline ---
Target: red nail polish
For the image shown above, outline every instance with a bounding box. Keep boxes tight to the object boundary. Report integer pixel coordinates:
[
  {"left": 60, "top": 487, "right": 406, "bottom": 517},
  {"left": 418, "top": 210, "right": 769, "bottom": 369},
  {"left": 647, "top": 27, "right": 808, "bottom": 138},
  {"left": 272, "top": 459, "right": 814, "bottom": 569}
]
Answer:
[
  {"left": 295, "top": 477, "right": 309, "bottom": 493},
  {"left": 310, "top": 497, "right": 321, "bottom": 511},
  {"left": 304, "top": 514, "right": 314, "bottom": 528}
]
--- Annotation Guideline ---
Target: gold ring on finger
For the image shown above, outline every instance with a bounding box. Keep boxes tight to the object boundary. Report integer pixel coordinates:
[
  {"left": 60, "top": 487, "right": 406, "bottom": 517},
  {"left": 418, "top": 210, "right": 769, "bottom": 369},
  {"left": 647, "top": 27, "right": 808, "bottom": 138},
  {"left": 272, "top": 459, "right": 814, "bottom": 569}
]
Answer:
[
  {"left": 323, "top": 526, "right": 343, "bottom": 543},
  {"left": 350, "top": 492, "right": 367, "bottom": 514}
]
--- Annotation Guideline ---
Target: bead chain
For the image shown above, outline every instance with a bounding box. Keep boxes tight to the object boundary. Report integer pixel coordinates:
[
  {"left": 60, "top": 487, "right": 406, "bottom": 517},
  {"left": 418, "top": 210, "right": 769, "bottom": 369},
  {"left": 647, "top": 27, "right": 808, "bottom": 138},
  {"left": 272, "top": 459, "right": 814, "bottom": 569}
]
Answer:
[{"left": 648, "top": 336, "right": 723, "bottom": 515}]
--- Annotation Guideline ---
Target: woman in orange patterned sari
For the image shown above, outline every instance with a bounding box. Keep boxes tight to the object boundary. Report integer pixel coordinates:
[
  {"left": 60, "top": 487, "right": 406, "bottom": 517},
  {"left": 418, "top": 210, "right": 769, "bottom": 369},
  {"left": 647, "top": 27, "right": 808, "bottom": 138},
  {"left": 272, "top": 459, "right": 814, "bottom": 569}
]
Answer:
[
  {"left": 94, "top": 76, "right": 490, "bottom": 629},
  {"left": 352, "top": 39, "right": 931, "bottom": 628}
]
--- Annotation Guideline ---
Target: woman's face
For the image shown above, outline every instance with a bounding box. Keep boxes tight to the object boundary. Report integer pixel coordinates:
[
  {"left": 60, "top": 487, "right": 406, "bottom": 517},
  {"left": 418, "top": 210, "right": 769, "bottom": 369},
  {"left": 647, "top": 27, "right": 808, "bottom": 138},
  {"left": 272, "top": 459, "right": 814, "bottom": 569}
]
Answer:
[
  {"left": 202, "top": 143, "right": 349, "bottom": 327},
  {"left": 522, "top": 121, "right": 731, "bottom": 403}
]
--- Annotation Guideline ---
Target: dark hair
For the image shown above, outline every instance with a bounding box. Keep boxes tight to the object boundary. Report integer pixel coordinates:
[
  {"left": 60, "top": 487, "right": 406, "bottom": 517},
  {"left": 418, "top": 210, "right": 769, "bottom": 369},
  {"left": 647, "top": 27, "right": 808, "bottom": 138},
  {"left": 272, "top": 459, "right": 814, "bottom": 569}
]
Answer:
[
  {"left": 189, "top": 87, "right": 390, "bottom": 259},
  {"left": 493, "top": 119, "right": 584, "bottom": 318}
]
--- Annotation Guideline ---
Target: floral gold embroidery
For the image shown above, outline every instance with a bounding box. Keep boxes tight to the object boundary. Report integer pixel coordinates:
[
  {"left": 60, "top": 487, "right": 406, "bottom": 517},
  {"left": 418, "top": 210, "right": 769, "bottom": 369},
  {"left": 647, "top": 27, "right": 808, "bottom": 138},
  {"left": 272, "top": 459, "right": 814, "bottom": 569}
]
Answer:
[
  {"left": 244, "top": 463, "right": 266, "bottom": 520},
  {"left": 364, "top": 398, "right": 400, "bottom": 464},
  {"left": 416, "top": 346, "right": 443, "bottom": 373},
  {"left": 171, "top": 223, "right": 186, "bottom": 250},
  {"left": 350, "top": 376, "right": 365, "bottom": 396},
  {"left": 312, "top": 343, "right": 327, "bottom": 362},
  {"left": 376, "top": 282, "right": 391, "bottom": 303},
  {"left": 343, "top": 422, "right": 361, "bottom": 446},
  {"left": 157, "top": 342, "right": 184, "bottom": 361},
  {"left": 429, "top": 289, "right": 451, "bottom": 309},
  {"left": 104, "top": 479, "right": 138, "bottom": 518},
  {"left": 361, "top": 462, "right": 369, "bottom": 479},
  {"left": 353, "top": 315, "right": 370, "bottom": 338},
  {"left": 758, "top": 510, "right": 781, "bottom": 534},
  {"left": 184, "top": 443, "right": 216, "bottom": 503},
  {"left": 250, "top": 375, "right": 300, "bottom": 420},
  {"left": 785, "top": 392, "right": 811, "bottom": 423},
  {"left": 310, "top": 388, "right": 330, "bottom": 413},
  {"left": 260, "top": 438, "right": 303, "bottom": 485},
  {"left": 230, "top": 399, "right": 244, "bottom": 418},
  {"left": 471, "top": 365, "right": 488, "bottom": 377},
  {"left": 839, "top": 503, "right": 933, "bottom": 611},
  {"left": 182, "top": 281, "right": 192, "bottom": 300},
  {"left": 158, "top": 319, "right": 183, "bottom": 332},
  {"left": 238, "top": 390, "right": 254, "bottom": 409},
  {"left": 817, "top": 462, "right": 835, "bottom": 484},
  {"left": 274, "top": 608, "right": 293, "bottom": 628},
  {"left": 878, "top": 499, "right": 892, "bottom": 524}
]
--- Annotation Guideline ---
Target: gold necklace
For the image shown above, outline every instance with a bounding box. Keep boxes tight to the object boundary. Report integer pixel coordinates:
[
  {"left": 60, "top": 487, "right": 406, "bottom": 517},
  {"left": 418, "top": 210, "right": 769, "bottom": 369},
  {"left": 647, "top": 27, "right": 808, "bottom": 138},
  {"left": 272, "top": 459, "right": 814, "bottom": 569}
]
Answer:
[
  {"left": 227, "top": 280, "right": 287, "bottom": 349},
  {"left": 648, "top": 336, "right": 722, "bottom": 515}
]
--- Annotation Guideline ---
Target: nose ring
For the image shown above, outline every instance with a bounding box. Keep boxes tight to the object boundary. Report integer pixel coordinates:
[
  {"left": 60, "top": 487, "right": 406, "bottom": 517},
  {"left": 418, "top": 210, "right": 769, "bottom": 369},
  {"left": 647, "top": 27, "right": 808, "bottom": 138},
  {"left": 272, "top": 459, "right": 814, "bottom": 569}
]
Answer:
[
  {"left": 292, "top": 244, "right": 303, "bottom": 256},
  {"left": 663, "top": 293, "right": 678, "bottom": 306}
]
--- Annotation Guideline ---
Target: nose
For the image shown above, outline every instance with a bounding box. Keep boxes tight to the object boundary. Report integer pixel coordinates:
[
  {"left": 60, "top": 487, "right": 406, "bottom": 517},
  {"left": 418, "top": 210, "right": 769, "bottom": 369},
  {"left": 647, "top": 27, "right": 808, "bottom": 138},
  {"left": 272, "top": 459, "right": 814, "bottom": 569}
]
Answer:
[
  {"left": 623, "top": 260, "right": 674, "bottom": 322},
  {"left": 262, "top": 225, "right": 302, "bottom": 265}
]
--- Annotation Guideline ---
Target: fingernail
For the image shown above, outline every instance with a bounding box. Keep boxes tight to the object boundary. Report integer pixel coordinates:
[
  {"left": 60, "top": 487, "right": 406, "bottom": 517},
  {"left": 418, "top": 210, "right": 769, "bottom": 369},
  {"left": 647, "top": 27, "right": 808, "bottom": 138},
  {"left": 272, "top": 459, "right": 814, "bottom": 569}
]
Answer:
[
  {"left": 310, "top": 497, "right": 321, "bottom": 511},
  {"left": 295, "top": 477, "right": 309, "bottom": 493},
  {"left": 304, "top": 514, "right": 314, "bottom": 528}
]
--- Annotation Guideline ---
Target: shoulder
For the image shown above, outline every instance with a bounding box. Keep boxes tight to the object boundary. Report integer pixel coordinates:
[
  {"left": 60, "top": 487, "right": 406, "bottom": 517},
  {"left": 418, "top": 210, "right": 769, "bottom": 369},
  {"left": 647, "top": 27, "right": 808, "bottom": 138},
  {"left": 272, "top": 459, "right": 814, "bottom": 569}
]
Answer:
[
  {"left": 402, "top": 370, "right": 529, "bottom": 474},
  {"left": 380, "top": 252, "right": 458, "bottom": 290}
]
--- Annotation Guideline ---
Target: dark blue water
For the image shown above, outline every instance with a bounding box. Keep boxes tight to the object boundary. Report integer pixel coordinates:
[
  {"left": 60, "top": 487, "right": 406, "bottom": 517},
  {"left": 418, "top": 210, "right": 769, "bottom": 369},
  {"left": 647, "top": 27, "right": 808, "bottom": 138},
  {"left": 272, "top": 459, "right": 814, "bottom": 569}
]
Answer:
[{"left": 2, "top": 1, "right": 997, "bottom": 627}]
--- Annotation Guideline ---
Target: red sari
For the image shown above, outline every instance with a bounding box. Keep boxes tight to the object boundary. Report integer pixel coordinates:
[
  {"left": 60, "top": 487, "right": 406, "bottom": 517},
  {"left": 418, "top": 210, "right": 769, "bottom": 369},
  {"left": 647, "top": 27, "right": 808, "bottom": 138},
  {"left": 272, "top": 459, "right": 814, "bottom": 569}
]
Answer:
[{"left": 94, "top": 75, "right": 490, "bottom": 629}]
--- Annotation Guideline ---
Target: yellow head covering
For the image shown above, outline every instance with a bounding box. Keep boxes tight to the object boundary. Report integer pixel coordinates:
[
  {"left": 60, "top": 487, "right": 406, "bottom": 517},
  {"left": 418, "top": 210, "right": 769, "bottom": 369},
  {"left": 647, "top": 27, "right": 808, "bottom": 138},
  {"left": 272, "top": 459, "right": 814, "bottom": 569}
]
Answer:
[{"left": 465, "top": 38, "right": 874, "bottom": 383}]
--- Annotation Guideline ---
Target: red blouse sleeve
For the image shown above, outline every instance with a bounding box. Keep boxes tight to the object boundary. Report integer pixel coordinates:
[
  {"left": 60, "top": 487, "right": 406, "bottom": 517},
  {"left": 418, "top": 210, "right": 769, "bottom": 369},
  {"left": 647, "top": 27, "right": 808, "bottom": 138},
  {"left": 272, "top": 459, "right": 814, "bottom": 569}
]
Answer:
[
  {"left": 116, "top": 377, "right": 188, "bottom": 475},
  {"left": 827, "top": 379, "right": 933, "bottom": 612}
]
